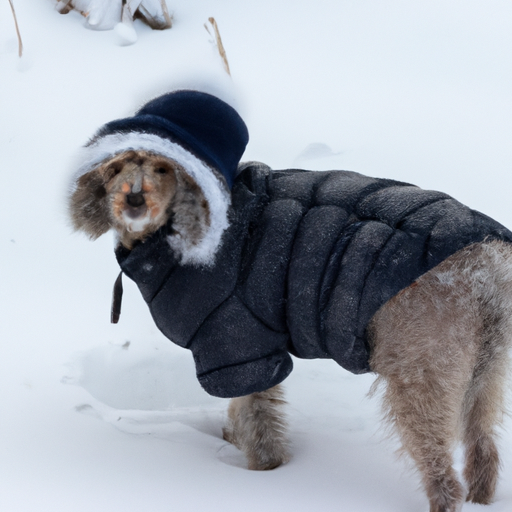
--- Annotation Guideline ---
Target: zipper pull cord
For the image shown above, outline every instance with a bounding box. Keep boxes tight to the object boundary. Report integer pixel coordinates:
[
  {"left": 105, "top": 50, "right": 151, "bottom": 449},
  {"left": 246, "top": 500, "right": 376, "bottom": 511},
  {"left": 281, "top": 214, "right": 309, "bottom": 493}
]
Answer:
[{"left": 111, "top": 271, "right": 123, "bottom": 324}]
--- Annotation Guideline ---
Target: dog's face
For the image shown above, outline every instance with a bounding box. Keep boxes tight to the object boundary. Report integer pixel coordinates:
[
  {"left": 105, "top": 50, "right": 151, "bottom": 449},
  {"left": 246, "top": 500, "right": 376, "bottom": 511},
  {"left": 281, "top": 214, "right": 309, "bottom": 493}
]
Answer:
[
  {"left": 103, "top": 150, "right": 179, "bottom": 241},
  {"left": 70, "top": 150, "right": 181, "bottom": 248},
  {"left": 70, "top": 149, "right": 214, "bottom": 253}
]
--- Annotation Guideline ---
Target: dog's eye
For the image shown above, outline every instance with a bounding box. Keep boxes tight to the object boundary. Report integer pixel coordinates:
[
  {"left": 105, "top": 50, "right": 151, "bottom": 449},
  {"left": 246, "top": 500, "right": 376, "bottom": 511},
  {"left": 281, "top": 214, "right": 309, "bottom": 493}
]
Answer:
[
  {"left": 94, "top": 186, "right": 106, "bottom": 199},
  {"left": 155, "top": 167, "right": 168, "bottom": 175}
]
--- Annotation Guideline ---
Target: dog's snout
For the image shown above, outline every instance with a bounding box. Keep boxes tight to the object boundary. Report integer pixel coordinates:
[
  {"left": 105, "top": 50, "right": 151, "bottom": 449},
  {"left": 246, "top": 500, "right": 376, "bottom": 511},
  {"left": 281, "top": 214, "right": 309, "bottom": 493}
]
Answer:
[
  {"left": 131, "top": 176, "right": 143, "bottom": 194},
  {"left": 126, "top": 192, "right": 145, "bottom": 208}
]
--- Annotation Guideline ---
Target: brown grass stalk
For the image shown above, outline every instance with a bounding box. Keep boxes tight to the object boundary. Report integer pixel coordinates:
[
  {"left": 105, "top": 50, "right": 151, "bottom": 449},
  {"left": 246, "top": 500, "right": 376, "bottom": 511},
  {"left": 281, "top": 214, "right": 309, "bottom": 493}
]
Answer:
[
  {"left": 8, "top": 0, "right": 23, "bottom": 57},
  {"left": 205, "top": 17, "right": 231, "bottom": 76}
]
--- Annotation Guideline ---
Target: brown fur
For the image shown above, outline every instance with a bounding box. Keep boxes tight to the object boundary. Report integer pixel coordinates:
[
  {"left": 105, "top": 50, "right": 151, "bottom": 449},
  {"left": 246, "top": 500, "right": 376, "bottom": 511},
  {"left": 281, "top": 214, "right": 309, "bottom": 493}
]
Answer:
[
  {"left": 223, "top": 385, "right": 290, "bottom": 470},
  {"left": 70, "top": 156, "right": 512, "bottom": 510},
  {"left": 69, "top": 150, "right": 210, "bottom": 250}
]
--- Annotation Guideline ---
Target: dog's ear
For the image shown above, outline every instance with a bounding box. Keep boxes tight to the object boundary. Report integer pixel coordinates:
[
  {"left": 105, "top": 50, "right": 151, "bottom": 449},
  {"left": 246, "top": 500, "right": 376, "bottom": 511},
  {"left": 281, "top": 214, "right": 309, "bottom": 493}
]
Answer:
[
  {"left": 69, "top": 167, "right": 112, "bottom": 239},
  {"left": 170, "top": 170, "right": 211, "bottom": 247}
]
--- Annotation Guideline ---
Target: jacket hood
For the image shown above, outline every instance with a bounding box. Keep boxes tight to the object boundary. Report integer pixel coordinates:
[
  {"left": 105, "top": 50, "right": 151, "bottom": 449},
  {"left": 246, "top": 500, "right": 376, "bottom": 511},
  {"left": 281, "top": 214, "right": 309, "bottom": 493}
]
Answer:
[
  {"left": 73, "top": 90, "right": 249, "bottom": 187},
  {"left": 70, "top": 90, "right": 249, "bottom": 265}
]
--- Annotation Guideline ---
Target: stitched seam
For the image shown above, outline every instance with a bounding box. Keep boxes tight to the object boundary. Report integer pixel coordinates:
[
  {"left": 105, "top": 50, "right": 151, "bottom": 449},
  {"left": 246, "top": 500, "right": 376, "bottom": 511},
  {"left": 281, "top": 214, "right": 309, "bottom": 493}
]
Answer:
[
  {"left": 354, "top": 227, "right": 396, "bottom": 332},
  {"left": 318, "top": 222, "right": 363, "bottom": 316},
  {"left": 240, "top": 294, "right": 288, "bottom": 334},
  {"left": 148, "top": 263, "right": 177, "bottom": 303},
  {"left": 394, "top": 197, "right": 452, "bottom": 230},
  {"left": 196, "top": 349, "right": 286, "bottom": 378}
]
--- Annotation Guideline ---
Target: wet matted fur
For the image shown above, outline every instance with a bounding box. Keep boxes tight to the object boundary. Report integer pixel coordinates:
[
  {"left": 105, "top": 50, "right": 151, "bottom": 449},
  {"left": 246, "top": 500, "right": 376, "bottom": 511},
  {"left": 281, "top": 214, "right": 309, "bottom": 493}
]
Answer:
[{"left": 69, "top": 152, "right": 512, "bottom": 512}]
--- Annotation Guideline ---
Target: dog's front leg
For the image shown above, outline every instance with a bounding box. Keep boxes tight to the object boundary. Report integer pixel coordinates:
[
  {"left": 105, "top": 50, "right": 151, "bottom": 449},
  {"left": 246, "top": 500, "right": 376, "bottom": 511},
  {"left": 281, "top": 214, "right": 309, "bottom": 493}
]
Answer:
[{"left": 223, "top": 384, "right": 290, "bottom": 470}]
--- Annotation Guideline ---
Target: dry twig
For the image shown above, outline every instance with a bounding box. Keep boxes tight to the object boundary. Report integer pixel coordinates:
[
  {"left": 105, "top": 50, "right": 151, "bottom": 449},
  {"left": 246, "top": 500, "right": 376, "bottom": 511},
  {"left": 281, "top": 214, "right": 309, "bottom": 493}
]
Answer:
[
  {"left": 8, "top": 0, "right": 23, "bottom": 57},
  {"left": 205, "top": 17, "right": 231, "bottom": 76}
]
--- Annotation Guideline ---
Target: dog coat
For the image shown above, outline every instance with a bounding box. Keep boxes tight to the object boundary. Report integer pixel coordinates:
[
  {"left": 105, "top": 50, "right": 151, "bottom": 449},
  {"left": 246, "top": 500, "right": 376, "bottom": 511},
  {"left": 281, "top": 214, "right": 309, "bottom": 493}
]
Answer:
[{"left": 115, "top": 161, "right": 512, "bottom": 398}]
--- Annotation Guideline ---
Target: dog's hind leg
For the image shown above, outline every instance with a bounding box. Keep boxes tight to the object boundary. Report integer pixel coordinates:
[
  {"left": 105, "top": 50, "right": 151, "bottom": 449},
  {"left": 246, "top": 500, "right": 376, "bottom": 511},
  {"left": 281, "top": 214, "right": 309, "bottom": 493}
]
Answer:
[
  {"left": 462, "top": 345, "right": 506, "bottom": 504},
  {"left": 223, "top": 384, "right": 290, "bottom": 470},
  {"left": 371, "top": 339, "right": 471, "bottom": 512},
  {"left": 462, "top": 293, "right": 512, "bottom": 502},
  {"left": 370, "top": 242, "right": 512, "bottom": 511},
  {"left": 369, "top": 251, "right": 485, "bottom": 512}
]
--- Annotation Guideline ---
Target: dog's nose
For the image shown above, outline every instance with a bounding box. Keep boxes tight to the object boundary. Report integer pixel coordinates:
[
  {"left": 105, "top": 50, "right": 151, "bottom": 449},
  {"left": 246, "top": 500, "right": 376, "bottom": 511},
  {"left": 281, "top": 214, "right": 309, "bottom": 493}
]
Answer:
[{"left": 126, "top": 192, "right": 145, "bottom": 208}]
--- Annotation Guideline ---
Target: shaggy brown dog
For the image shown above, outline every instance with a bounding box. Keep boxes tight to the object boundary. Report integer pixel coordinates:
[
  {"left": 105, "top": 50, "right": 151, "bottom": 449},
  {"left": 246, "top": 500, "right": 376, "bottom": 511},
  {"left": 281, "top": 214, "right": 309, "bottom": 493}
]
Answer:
[{"left": 69, "top": 150, "right": 512, "bottom": 512}]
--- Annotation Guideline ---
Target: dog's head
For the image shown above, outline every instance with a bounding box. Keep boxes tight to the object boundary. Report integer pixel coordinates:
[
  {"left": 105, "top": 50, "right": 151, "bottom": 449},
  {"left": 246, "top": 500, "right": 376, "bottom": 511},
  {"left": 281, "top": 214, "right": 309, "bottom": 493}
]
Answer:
[
  {"left": 69, "top": 149, "right": 212, "bottom": 250},
  {"left": 68, "top": 90, "right": 247, "bottom": 264}
]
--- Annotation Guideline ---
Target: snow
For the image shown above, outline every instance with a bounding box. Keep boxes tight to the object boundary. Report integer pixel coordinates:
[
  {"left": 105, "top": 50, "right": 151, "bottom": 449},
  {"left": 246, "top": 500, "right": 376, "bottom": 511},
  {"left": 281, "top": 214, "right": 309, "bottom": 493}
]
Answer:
[{"left": 1, "top": 1, "right": 512, "bottom": 511}]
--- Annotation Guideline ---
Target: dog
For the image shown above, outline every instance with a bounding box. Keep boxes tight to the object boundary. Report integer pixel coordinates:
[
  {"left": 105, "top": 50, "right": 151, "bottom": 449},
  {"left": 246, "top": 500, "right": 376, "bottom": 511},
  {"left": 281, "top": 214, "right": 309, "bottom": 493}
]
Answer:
[{"left": 68, "top": 90, "right": 512, "bottom": 512}]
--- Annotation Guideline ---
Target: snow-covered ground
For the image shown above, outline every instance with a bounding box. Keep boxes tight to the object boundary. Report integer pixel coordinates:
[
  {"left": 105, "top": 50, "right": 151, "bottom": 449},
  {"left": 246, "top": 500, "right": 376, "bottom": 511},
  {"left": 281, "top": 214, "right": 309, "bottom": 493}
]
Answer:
[{"left": 2, "top": 1, "right": 512, "bottom": 511}]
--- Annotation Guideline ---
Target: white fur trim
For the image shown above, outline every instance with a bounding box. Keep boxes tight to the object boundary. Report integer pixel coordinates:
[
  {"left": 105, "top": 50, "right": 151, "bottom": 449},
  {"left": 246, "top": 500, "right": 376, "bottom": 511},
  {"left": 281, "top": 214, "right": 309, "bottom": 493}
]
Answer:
[{"left": 72, "top": 132, "right": 231, "bottom": 266}]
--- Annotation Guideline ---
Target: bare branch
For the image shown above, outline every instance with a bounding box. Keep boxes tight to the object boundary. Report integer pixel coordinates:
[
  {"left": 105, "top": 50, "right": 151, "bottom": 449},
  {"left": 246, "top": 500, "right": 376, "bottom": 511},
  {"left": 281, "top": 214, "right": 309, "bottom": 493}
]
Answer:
[
  {"left": 205, "top": 17, "right": 231, "bottom": 76},
  {"left": 8, "top": 0, "right": 23, "bottom": 57}
]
